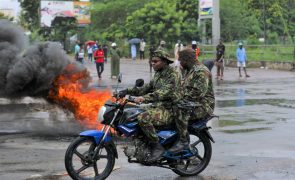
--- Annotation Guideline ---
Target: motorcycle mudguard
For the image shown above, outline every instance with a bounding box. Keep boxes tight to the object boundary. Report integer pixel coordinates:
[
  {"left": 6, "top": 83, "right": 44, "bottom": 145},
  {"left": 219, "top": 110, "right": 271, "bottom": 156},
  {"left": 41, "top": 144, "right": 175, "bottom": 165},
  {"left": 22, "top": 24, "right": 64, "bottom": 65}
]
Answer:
[
  {"left": 79, "top": 130, "right": 118, "bottom": 158},
  {"left": 80, "top": 130, "right": 111, "bottom": 144},
  {"left": 190, "top": 121, "right": 215, "bottom": 143},
  {"left": 203, "top": 128, "right": 215, "bottom": 143}
]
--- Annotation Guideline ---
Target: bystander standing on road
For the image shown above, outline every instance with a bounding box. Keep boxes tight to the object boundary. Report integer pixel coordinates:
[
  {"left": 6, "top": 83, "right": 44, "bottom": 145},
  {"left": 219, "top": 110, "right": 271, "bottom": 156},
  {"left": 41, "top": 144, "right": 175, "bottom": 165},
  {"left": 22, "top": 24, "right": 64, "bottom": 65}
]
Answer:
[
  {"left": 103, "top": 43, "right": 108, "bottom": 63},
  {"left": 94, "top": 45, "right": 105, "bottom": 80},
  {"left": 131, "top": 44, "right": 137, "bottom": 61},
  {"left": 203, "top": 60, "right": 215, "bottom": 72},
  {"left": 87, "top": 44, "right": 93, "bottom": 62},
  {"left": 74, "top": 41, "right": 80, "bottom": 61},
  {"left": 157, "top": 40, "right": 166, "bottom": 51},
  {"left": 191, "top": 41, "right": 200, "bottom": 61},
  {"left": 174, "top": 40, "right": 183, "bottom": 70},
  {"left": 110, "top": 42, "right": 120, "bottom": 79},
  {"left": 236, "top": 42, "right": 250, "bottom": 78},
  {"left": 93, "top": 41, "right": 98, "bottom": 49},
  {"left": 215, "top": 40, "right": 225, "bottom": 80},
  {"left": 139, "top": 39, "right": 146, "bottom": 60},
  {"left": 77, "top": 43, "right": 85, "bottom": 64}
]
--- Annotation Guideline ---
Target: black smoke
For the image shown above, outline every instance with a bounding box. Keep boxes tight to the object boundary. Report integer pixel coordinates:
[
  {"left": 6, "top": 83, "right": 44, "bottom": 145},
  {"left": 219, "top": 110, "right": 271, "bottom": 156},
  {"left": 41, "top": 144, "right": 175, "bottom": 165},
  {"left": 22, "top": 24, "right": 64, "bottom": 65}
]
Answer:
[{"left": 0, "top": 20, "right": 81, "bottom": 98}]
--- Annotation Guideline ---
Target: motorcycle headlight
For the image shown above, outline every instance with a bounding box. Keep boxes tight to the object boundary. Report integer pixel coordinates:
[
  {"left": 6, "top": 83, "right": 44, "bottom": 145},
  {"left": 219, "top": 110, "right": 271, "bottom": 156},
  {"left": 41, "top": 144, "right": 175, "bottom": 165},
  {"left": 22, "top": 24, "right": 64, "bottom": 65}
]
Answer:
[{"left": 98, "top": 106, "right": 106, "bottom": 122}]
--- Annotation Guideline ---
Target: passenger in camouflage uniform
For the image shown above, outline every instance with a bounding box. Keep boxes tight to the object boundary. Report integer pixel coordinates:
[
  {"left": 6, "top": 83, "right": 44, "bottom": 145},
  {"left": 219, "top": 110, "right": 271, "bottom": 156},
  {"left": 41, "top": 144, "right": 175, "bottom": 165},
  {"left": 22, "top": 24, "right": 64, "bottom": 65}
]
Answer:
[
  {"left": 169, "top": 48, "right": 215, "bottom": 153},
  {"left": 124, "top": 49, "right": 181, "bottom": 162}
]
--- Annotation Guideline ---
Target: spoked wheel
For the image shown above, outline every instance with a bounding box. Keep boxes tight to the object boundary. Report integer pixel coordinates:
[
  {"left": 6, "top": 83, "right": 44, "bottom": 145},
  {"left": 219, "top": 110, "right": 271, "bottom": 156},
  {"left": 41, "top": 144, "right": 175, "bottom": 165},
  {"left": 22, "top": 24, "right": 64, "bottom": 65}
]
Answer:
[
  {"left": 65, "top": 137, "right": 115, "bottom": 180},
  {"left": 171, "top": 132, "right": 212, "bottom": 176}
]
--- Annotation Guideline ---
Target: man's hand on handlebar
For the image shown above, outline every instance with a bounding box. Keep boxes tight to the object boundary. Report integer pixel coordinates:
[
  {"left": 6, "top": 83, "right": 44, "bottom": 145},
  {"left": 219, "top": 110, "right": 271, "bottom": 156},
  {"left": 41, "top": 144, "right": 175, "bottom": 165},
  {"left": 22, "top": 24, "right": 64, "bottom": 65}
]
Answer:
[{"left": 134, "top": 96, "right": 145, "bottom": 103}]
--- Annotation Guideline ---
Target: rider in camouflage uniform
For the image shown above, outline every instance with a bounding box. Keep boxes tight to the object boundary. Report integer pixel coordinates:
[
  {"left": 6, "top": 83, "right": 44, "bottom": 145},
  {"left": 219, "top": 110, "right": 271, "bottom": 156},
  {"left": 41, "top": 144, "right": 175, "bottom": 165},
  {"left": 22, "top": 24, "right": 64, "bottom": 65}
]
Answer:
[
  {"left": 123, "top": 49, "right": 181, "bottom": 162},
  {"left": 169, "top": 48, "right": 215, "bottom": 153}
]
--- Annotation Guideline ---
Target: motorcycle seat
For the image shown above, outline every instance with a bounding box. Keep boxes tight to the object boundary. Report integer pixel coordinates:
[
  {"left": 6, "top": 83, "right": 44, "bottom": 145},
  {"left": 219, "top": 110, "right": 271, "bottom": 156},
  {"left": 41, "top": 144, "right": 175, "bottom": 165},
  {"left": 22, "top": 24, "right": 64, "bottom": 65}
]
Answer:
[
  {"left": 155, "top": 124, "right": 176, "bottom": 131},
  {"left": 155, "top": 115, "right": 217, "bottom": 131}
]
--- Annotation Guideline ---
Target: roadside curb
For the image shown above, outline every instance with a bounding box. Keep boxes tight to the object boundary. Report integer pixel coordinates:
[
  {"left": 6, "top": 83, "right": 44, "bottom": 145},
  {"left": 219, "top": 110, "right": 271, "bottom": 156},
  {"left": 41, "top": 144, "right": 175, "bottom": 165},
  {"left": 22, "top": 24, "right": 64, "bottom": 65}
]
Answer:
[{"left": 225, "top": 60, "right": 295, "bottom": 71}]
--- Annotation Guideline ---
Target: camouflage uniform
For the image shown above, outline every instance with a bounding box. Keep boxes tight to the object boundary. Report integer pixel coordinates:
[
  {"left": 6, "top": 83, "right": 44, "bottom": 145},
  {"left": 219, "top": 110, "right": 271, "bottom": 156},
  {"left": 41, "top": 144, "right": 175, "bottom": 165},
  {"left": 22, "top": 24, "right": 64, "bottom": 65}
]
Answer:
[
  {"left": 176, "top": 63, "right": 215, "bottom": 139},
  {"left": 127, "top": 65, "right": 181, "bottom": 142}
]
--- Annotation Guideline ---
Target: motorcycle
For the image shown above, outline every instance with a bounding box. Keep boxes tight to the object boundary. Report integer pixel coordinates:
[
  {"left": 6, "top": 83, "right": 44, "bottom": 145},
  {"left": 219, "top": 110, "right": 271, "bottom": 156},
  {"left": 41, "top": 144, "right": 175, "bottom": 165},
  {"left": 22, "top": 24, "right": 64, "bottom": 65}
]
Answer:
[{"left": 65, "top": 74, "right": 217, "bottom": 180}]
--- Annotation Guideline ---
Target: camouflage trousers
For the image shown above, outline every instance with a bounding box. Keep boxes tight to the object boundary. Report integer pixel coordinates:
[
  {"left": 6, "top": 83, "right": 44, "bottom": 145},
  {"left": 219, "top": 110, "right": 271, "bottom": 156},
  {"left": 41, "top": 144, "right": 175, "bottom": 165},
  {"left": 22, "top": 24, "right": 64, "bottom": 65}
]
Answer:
[
  {"left": 175, "top": 106, "right": 212, "bottom": 140},
  {"left": 137, "top": 106, "right": 173, "bottom": 142}
]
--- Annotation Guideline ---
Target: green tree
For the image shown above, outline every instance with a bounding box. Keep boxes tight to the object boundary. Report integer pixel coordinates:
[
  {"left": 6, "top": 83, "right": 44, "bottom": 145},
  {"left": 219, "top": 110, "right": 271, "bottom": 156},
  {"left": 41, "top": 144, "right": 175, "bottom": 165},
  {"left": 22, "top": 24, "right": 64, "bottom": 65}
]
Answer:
[
  {"left": 247, "top": 0, "right": 295, "bottom": 44},
  {"left": 176, "top": 0, "right": 200, "bottom": 41},
  {"left": 19, "top": 0, "right": 40, "bottom": 31},
  {"left": 220, "top": 0, "right": 261, "bottom": 42},
  {"left": 176, "top": 0, "right": 199, "bottom": 21},
  {"left": 123, "top": 0, "right": 188, "bottom": 46},
  {"left": 85, "top": 0, "right": 152, "bottom": 41}
]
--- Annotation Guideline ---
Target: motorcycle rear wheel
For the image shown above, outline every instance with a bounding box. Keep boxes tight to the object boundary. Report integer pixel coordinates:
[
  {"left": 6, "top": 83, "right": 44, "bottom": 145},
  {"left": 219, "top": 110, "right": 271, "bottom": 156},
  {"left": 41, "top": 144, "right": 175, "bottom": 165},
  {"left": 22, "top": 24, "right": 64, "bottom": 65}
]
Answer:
[
  {"left": 171, "top": 132, "right": 212, "bottom": 176},
  {"left": 65, "top": 136, "right": 115, "bottom": 180}
]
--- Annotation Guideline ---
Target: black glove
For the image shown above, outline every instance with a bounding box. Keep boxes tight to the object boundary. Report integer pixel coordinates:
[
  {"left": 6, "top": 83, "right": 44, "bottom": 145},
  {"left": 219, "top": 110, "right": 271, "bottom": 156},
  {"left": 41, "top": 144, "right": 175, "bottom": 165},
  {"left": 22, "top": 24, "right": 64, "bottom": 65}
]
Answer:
[{"left": 118, "top": 89, "right": 128, "bottom": 98}]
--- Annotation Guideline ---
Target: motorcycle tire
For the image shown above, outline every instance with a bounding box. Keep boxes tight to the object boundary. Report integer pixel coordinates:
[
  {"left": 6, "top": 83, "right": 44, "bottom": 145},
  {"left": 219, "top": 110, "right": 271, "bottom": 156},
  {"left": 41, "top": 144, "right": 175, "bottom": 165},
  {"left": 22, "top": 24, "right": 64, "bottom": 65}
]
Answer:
[
  {"left": 65, "top": 136, "right": 115, "bottom": 180},
  {"left": 171, "top": 131, "right": 212, "bottom": 176}
]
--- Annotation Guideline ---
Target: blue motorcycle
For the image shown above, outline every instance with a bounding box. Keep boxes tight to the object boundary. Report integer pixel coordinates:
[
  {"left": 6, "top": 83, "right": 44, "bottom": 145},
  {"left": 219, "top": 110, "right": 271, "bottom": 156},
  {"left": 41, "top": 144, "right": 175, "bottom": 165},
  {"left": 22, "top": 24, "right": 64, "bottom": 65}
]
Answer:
[{"left": 65, "top": 77, "right": 216, "bottom": 180}]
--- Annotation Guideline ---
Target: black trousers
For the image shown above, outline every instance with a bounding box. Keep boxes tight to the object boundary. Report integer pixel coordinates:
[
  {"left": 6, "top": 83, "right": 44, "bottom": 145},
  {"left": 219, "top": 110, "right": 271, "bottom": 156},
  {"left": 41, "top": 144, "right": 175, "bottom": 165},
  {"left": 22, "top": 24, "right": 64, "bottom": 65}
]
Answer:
[
  {"left": 96, "top": 62, "right": 104, "bottom": 78},
  {"left": 140, "top": 51, "right": 145, "bottom": 59}
]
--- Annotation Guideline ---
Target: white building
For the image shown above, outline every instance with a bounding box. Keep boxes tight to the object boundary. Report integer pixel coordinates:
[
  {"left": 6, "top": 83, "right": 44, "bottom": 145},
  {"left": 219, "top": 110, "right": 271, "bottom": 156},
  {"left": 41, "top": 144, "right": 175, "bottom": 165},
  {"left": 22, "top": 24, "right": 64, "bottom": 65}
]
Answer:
[{"left": 0, "top": 0, "right": 21, "bottom": 21}]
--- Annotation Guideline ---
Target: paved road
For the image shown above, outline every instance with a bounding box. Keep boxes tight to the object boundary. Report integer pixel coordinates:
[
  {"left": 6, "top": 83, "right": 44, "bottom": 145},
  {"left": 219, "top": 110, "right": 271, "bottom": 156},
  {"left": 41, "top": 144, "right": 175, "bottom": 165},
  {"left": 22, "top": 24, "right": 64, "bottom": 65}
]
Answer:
[{"left": 1, "top": 59, "right": 295, "bottom": 180}]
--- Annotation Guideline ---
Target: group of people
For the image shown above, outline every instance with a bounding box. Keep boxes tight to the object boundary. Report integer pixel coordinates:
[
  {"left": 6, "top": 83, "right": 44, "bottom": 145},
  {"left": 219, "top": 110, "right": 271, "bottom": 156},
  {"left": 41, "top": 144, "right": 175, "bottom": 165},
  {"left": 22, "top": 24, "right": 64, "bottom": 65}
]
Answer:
[
  {"left": 74, "top": 41, "right": 121, "bottom": 80},
  {"left": 75, "top": 39, "right": 250, "bottom": 83},
  {"left": 214, "top": 40, "right": 250, "bottom": 80},
  {"left": 130, "top": 39, "right": 147, "bottom": 61},
  {"left": 174, "top": 40, "right": 201, "bottom": 70},
  {"left": 172, "top": 39, "right": 250, "bottom": 80},
  {"left": 86, "top": 43, "right": 109, "bottom": 63},
  {"left": 120, "top": 48, "right": 215, "bottom": 163},
  {"left": 94, "top": 42, "right": 121, "bottom": 80}
]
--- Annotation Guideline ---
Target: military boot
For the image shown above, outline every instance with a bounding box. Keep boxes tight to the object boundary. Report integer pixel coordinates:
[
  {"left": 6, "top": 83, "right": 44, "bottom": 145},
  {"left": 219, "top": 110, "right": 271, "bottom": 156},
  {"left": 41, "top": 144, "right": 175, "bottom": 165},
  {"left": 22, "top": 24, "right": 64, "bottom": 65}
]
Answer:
[
  {"left": 147, "top": 142, "right": 165, "bottom": 163},
  {"left": 168, "top": 139, "right": 189, "bottom": 154}
]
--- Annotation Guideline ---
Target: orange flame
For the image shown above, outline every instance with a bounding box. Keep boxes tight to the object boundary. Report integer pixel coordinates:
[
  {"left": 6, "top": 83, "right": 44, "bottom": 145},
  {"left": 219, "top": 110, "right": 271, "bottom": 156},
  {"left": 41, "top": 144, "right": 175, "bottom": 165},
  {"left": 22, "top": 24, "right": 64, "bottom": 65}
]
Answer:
[{"left": 48, "top": 64, "right": 111, "bottom": 129}]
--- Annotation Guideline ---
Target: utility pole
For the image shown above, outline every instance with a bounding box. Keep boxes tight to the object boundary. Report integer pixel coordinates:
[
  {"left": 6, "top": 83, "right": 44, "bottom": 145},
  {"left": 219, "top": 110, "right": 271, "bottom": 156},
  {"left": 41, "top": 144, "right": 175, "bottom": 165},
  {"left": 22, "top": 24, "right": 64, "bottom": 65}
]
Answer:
[
  {"left": 212, "top": 0, "right": 220, "bottom": 46},
  {"left": 198, "top": 0, "right": 220, "bottom": 46},
  {"left": 263, "top": 0, "right": 267, "bottom": 45}
]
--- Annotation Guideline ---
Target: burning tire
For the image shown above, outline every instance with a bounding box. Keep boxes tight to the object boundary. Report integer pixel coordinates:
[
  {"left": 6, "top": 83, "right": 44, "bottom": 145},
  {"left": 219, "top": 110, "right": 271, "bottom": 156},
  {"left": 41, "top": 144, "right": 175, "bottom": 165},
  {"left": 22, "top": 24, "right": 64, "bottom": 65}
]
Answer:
[{"left": 65, "top": 136, "right": 115, "bottom": 180}]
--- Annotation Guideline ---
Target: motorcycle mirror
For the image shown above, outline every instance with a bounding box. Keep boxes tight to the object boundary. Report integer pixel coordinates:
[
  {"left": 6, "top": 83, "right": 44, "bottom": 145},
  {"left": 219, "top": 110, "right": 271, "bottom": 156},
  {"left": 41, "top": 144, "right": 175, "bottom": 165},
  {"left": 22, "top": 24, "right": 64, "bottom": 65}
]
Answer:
[
  {"left": 118, "top": 73, "right": 122, "bottom": 83},
  {"left": 135, "top": 79, "right": 144, "bottom": 87}
]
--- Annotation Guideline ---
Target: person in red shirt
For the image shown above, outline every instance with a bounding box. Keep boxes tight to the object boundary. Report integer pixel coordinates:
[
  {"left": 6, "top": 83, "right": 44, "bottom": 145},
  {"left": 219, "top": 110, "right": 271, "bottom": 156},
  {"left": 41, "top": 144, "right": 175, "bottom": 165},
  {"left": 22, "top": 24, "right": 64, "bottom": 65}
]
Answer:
[
  {"left": 192, "top": 40, "right": 200, "bottom": 60},
  {"left": 93, "top": 45, "right": 105, "bottom": 80}
]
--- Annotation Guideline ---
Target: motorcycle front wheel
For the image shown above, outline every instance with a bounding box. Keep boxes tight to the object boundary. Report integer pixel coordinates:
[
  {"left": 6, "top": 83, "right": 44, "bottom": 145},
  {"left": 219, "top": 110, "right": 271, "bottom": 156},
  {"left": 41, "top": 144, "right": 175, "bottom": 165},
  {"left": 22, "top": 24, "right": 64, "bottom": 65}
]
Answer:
[
  {"left": 171, "top": 131, "right": 212, "bottom": 176},
  {"left": 65, "top": 136, "right": 115, "bottom": 180}
]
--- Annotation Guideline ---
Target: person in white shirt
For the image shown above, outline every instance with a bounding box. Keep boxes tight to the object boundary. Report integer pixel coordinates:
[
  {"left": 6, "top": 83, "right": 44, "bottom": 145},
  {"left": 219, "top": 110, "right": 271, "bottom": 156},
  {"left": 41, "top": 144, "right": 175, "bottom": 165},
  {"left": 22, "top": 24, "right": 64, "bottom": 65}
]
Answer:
[
  {"left": 87, "top": 45, "right": 93, "bottom": 62},
  {"left": 139, "top": 39, "right": 146, "bottom": 60},
  {"left": 174, "top": 40, "right": 183, "bottom": 69},
  {"left": 78, "top": 44, "right": 85, "bottom": 64}
]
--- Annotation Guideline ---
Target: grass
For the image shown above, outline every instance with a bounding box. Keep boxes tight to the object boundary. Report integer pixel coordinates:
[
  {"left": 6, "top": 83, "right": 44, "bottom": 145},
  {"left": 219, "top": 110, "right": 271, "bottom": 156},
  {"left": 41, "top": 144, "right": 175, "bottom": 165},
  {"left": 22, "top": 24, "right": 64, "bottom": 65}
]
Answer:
[{"left": 199, "top": 45, "right": 295, "bottom": 62}]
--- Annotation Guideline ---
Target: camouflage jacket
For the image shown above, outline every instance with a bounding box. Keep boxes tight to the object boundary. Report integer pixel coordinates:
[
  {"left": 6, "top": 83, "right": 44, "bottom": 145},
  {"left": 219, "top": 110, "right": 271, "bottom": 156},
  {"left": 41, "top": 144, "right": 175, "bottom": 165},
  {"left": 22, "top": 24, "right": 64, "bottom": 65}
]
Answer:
[
  {"left": 179, "top": 63, "right": 215, "bottom": 115},
  {"left": 127, "top": 65, "right": 181, "bottom": 107}
]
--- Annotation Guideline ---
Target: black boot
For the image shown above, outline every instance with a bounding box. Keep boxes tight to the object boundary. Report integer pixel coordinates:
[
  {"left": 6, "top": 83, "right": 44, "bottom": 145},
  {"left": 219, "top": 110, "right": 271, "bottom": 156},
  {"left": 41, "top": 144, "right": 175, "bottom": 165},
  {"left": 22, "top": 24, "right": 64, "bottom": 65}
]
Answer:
[
  {"left": 147, "top": 142, "right": 165, "bottom": 163},
  {"left": 169, "top": 139, "right": 189, "bottom": 154}
]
